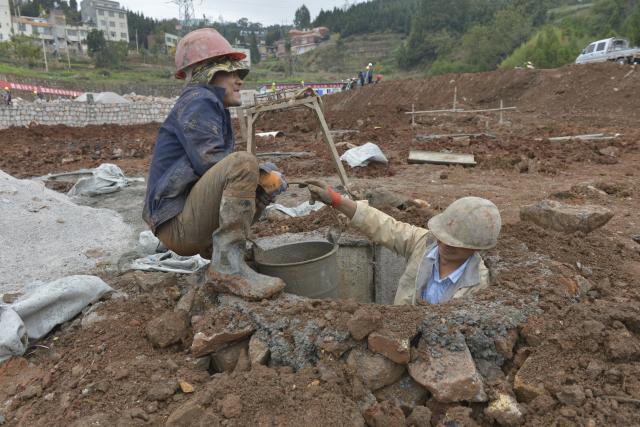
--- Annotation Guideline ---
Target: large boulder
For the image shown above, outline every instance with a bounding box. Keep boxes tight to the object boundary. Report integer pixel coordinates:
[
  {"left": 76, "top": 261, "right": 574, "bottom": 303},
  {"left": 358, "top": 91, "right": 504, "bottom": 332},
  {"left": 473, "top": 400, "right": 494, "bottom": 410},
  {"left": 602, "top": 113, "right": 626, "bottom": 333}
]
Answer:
[{"left": 520, "top": 200, "right": 613, "bottom": 234}]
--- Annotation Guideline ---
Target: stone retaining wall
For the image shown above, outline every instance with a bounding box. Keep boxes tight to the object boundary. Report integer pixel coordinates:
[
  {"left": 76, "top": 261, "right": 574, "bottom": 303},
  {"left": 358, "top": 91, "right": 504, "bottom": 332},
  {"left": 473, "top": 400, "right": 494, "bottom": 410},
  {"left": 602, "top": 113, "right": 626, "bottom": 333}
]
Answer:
[{"left": 0, "top": 101, "right": 176, "bottom": 128}]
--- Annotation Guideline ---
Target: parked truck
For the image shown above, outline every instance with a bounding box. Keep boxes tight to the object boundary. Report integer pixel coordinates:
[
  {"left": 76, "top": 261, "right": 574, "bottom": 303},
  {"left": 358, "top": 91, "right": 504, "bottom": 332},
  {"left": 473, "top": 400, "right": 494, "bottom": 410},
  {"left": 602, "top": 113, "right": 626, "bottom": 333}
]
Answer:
[{"left": 575, "top": 37, "right": 640, "bottom": 65}]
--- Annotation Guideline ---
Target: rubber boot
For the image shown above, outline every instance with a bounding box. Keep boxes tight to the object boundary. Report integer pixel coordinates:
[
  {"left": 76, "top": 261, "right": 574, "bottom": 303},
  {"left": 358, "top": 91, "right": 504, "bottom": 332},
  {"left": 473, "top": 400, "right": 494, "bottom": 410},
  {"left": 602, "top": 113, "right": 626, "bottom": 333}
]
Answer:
[{"left": 206, "top": 196, "right": 285, "bottom": 300}]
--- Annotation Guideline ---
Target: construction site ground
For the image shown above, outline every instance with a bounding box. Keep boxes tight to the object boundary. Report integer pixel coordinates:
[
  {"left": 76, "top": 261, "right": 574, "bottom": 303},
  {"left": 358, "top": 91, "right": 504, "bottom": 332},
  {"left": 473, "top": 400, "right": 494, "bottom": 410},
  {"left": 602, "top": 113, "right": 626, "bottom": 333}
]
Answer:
[{"left": 1, "top": 62, "right": 640, "bottom": 426}]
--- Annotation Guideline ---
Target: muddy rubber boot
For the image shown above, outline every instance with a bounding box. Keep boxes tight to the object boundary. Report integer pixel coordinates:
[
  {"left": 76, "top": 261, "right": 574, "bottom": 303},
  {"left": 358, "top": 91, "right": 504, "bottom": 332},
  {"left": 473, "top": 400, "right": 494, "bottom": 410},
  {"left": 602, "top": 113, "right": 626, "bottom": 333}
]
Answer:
[{"left": 206, "top": 196, "right": 285, "bottom": 300}]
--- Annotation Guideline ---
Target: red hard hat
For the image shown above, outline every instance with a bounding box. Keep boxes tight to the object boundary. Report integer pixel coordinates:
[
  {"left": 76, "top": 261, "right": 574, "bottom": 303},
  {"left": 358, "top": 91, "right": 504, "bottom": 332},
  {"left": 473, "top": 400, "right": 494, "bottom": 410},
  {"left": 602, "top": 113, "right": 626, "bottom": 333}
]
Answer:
[{"left": 175, "top": 28, "right": 246, "bottom": 80}]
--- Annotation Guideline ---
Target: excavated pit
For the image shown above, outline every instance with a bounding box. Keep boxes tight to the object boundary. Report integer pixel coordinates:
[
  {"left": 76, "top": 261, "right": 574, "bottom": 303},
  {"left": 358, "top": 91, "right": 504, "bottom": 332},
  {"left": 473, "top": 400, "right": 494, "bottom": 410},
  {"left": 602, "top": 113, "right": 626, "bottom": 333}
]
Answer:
[{"left": 255, "top": 231, "right": 407, "bottom": 304}]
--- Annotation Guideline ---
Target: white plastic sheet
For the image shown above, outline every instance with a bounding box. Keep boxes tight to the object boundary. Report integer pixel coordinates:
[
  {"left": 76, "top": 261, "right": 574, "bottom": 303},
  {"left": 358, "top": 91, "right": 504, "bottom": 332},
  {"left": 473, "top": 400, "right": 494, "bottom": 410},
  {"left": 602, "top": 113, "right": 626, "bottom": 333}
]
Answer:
[
  {"left": 11, "top": 275, "right": 113, "bottom": 340},
  {"left": 129, "top": 251, "right": 209, "bottom": 274},
  {"left": 0, "top": 307, "right": 27, "bottom": 363},
  {"left": 266, "top": 201, "right": 325, "bottom": 217},
  {"left": 67, "top": 163, "right": 130, "bottom": 197},
  {"left": 339, "top": 142, "right": 389, "bottom": 168}
]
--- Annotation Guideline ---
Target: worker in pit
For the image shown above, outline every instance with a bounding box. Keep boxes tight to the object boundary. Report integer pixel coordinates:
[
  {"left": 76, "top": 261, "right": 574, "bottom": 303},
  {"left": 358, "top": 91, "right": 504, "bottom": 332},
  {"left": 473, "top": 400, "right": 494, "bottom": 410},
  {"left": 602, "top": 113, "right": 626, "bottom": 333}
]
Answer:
[
  {"left": 143, "top": 28, "right": 288, "bottom": 301},
  {"left": 304, "top": 181, "right": 501, "bottom": 305}
]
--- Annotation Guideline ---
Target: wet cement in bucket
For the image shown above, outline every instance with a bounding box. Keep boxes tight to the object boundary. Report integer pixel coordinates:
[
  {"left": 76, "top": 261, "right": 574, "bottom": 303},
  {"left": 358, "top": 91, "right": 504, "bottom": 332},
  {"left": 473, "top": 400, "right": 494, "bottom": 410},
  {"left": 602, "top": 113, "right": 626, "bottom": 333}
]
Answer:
[{"left": 255, "top": 241, "right": 339, "bottom": 299}]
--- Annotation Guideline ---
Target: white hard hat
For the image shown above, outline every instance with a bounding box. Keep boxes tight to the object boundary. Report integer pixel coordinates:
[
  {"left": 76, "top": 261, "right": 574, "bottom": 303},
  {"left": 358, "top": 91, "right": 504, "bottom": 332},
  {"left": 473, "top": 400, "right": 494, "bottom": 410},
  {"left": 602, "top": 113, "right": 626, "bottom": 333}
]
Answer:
[{"left": 428, "top": 197, "right": 501, "bottom": 250}]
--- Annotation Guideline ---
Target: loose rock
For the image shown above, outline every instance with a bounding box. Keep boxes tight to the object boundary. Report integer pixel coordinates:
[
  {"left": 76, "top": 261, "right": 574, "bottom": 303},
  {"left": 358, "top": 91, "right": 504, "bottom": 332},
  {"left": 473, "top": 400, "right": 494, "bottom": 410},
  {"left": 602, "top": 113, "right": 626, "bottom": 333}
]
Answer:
[
  {"left": 145, "top": 310, "right": 190, "bottom": 348},
  {"left": 519, "top": 199, "right": 614, "bottom": 234},
  {"left": 406, "top": 405, "right": 432, "bottom": 427},
  {"left": 556, "top": 385, "right": 586, "bottom": 407},
  {"left": 485, "top": 393, "right": 524, "bottom": 426},
  {"left": 191, "top": 327, "right": 254, "bottom": 358},
  {"left": 147, "top": 381, "right": 176, "bottom": 401},
  {"left": 374, "top": 375, "right": 427, "bottom": 412},
  {"left": 408, "top": 345, "right": 486, "bottom": 403},
  {"left": 368, "top": 331, "right": 411, "bottom": 364},
  {"left": 248, "top": 334, "right": 270, "bottom": 366},
  {"left": 347, "top": 349, "right": 405, "bottom": 391},
  {"left": 363, "top": 400, "right": 406, "bottom": 427},
  {"left": 347, "top": 308, "right": 383, "bottom": 340}
]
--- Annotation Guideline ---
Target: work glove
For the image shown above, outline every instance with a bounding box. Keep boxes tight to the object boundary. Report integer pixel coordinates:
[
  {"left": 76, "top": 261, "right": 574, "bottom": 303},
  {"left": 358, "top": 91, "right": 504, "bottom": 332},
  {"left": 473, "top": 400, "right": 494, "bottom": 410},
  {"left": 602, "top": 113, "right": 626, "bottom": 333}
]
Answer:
[
  {"left": 259, "top": 162, "right": 288, "bottom": 196},
  {"left": 303, "top": 180, "right": 334, "bottom": 205}
]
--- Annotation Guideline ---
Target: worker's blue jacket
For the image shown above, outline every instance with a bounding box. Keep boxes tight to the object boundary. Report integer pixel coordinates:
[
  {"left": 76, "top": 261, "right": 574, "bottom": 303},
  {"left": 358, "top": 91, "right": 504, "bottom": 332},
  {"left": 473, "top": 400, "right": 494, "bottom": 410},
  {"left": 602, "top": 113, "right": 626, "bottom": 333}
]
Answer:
[{"left": 143, "top": 84, "right": 234, "bottom": 232}]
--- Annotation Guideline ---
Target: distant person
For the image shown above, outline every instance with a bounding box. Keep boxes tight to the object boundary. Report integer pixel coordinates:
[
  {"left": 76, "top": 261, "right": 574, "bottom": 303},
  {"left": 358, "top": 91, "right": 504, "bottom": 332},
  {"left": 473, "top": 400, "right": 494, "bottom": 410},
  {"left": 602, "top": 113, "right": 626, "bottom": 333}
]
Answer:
[
  {"left": 300, "top": 80, "right": 305, "bottom": 87},
  {"left": 271, "top": 81, "right": 276, "bottom": 92},
  {"left": 304, "top": 181, "right": 502, "bottom": 305},
  {"left": 4, "top": 87, "right": 11, "bottom": 106},
  {"left": 358, "top": 71, "right": 365, "bottom": 87},
  {"left": 143, "top": 28, "right": 288, "bottom": 301},
  {"left": 365, "top": 63, "right": 373, "bottom": 84}
]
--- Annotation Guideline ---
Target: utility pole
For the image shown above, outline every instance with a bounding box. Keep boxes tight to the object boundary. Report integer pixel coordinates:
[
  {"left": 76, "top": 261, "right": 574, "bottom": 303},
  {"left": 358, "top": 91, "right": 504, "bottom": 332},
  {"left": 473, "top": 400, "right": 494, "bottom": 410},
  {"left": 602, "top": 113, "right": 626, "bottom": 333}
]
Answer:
[
  {"left": 64, "top": 27, "right": 71, "bottom": 70},
  {"left": 41, "top": 37, "right": 48, "bottom": 72},
  {"left": 135, "top": 28, "right": 139, "bottom": 54}
]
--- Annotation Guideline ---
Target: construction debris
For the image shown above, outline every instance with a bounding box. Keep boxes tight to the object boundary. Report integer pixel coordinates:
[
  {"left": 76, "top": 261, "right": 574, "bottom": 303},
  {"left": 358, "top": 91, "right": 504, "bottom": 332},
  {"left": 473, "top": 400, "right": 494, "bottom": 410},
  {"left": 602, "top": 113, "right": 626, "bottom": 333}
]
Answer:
[
  {"left": 408, "top": 150, "right": 477, "bottom": 166},
  {"left": 415, "top": 132, "right": 496, "bottom": 141},
  {"left": 340, "top": 142, "right": 389, "bottom": 167}
]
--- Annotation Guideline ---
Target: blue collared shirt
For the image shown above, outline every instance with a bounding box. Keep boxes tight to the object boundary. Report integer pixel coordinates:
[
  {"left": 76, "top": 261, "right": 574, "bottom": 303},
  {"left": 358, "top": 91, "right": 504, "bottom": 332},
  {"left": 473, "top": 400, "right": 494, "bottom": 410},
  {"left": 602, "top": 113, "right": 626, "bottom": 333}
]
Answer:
[{"left": 421, "top": 246, "right": 471, "bottom": 304}]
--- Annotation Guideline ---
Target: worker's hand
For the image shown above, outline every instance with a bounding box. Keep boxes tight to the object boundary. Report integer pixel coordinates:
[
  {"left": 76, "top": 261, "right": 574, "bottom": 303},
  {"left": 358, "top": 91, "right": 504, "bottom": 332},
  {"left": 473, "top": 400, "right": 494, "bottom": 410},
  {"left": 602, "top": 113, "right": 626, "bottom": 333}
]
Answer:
[{"left": 304, "top": 180, "right": 333, "bottom": 205}]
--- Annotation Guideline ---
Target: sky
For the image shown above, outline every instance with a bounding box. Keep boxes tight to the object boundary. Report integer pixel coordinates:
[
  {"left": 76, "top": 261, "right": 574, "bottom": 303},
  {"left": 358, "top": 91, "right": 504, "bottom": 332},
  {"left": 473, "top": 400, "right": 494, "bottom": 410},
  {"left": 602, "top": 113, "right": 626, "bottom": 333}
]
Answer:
[{"left": 117, "top": 0, "right": 366, "bottom": 26}]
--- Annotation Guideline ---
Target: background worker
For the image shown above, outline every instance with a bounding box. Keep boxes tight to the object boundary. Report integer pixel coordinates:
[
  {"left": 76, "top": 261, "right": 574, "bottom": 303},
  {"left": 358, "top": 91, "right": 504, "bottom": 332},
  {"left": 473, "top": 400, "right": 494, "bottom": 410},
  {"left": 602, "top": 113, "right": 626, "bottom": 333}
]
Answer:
[
  {"left": 143, "top": 28, "right": 287, "bottom": 301},
  {"left": 4, "top": 86, "right": 11, "bottom": 106},
  {"left": 304, "top": 181, "right": 501, "bottom": 305}
]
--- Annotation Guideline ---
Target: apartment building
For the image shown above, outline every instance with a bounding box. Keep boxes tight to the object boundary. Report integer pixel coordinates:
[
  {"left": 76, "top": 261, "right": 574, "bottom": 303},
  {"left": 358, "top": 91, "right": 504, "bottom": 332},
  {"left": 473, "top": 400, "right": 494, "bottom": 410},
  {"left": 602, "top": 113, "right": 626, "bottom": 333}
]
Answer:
[
  {"left": 0, "top": 0, "right": 11, "bottom": 42},
  {"left": 11, "top": 9, "right": 90, "bottom": 56},
  {"left": 80, "top": 0, "right": 129, "bottom": 42}
]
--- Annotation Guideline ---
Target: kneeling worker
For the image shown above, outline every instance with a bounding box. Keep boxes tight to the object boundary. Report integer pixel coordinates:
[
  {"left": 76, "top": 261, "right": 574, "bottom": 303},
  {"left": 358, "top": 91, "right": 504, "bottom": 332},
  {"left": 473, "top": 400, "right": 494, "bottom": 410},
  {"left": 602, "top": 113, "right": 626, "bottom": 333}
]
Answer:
[
  {"left": 305, "top": 181, "right": 501, "bottom": 305},
  {"left": 143, "top": 28, "right": 287, "bottom": 300}
]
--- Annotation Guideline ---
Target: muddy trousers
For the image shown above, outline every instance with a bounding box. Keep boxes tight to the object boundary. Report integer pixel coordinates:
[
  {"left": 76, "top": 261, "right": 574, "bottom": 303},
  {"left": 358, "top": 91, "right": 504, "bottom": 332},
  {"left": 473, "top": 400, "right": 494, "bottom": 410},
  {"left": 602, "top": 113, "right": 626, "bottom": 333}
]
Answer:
[{"left": 156, "top": 152, "right": 259, "bottom": 258}]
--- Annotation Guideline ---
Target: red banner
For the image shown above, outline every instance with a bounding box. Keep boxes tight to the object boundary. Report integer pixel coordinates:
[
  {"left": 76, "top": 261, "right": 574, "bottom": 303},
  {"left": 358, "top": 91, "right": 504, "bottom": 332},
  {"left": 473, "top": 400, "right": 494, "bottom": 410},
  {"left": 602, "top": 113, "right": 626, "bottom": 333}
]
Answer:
[{"left": 0, "top": 80, "right": 82, "bottom": 97}]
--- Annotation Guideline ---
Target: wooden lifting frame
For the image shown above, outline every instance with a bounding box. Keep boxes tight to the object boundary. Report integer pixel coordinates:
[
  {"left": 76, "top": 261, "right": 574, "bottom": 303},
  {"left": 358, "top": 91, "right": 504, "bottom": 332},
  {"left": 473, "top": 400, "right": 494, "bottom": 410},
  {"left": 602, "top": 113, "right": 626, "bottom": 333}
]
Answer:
[{"left": 238, "top": 90, "right": 350, "bottom": 190}]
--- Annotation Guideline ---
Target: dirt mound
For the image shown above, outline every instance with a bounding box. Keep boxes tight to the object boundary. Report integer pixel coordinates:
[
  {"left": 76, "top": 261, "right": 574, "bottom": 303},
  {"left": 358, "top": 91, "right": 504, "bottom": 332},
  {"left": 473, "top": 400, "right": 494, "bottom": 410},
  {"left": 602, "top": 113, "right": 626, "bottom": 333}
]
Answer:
[
  {"left": 325, "top": 62, "right": 640, "bottom": 128},
  {"left": 0, "top": 124, "right": 160, "bottom": 179}
]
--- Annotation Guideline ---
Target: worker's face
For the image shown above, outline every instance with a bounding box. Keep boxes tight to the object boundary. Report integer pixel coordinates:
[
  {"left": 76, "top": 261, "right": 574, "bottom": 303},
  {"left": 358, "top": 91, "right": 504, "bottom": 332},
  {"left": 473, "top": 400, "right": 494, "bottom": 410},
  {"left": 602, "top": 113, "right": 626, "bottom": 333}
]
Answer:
[
  {"left": 437, "top": 241, "right": 475, "bottom": 264},
  {"left": 211, "top": 70, "right": 243, "bottom": 107}
]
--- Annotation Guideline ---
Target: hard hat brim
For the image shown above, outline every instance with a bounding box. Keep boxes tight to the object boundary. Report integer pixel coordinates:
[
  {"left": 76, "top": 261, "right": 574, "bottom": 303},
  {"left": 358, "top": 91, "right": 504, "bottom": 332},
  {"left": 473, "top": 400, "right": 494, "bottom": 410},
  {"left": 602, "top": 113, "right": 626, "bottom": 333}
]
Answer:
[{"left": 427, "top": 213, "right": 496, "bottom": 250}]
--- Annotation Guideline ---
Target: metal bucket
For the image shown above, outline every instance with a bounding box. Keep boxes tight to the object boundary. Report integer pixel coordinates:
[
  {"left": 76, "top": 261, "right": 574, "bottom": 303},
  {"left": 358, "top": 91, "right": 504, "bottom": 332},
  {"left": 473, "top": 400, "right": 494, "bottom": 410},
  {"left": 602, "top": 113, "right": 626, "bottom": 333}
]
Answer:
[{"left": 254, "top": 241, "right": 339, "bottom": 299}]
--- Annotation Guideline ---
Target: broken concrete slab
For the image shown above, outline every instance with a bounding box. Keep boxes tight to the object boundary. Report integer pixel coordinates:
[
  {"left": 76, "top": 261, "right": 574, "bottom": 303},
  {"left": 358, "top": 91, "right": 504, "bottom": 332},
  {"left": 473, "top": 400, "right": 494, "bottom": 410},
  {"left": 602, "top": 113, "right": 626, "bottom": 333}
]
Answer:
[
  {"left": 408, "top": 344, "right": 486, "bottom": 403},
  {"left": 346, "top": 348, "right": 405, "bottom": 391},
  {"left": 408, "top": 150, "right": 476, "bottom": 166},
  {"left": 519, "top": 199, "right": 614, "bottom": 234}
]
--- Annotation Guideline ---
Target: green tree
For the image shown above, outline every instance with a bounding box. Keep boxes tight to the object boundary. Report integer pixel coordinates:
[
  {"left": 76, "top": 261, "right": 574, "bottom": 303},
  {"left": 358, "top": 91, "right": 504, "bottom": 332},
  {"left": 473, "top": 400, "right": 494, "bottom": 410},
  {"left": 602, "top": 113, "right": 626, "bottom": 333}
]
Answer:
[
  {"left": 249, "top": 31, "right": 260, "bottom": 64},
  {"left": 623, "top": 3, "right": 640, "bottom": 45},
  {"left": 87, "top": 29, "right": 106, "bottom": 56},
  {"left": 294, "top": 4, "right": 311, "bottom": 29},
  {"left": 87, "top": 29, "right": 127, "bottom": 68}
]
